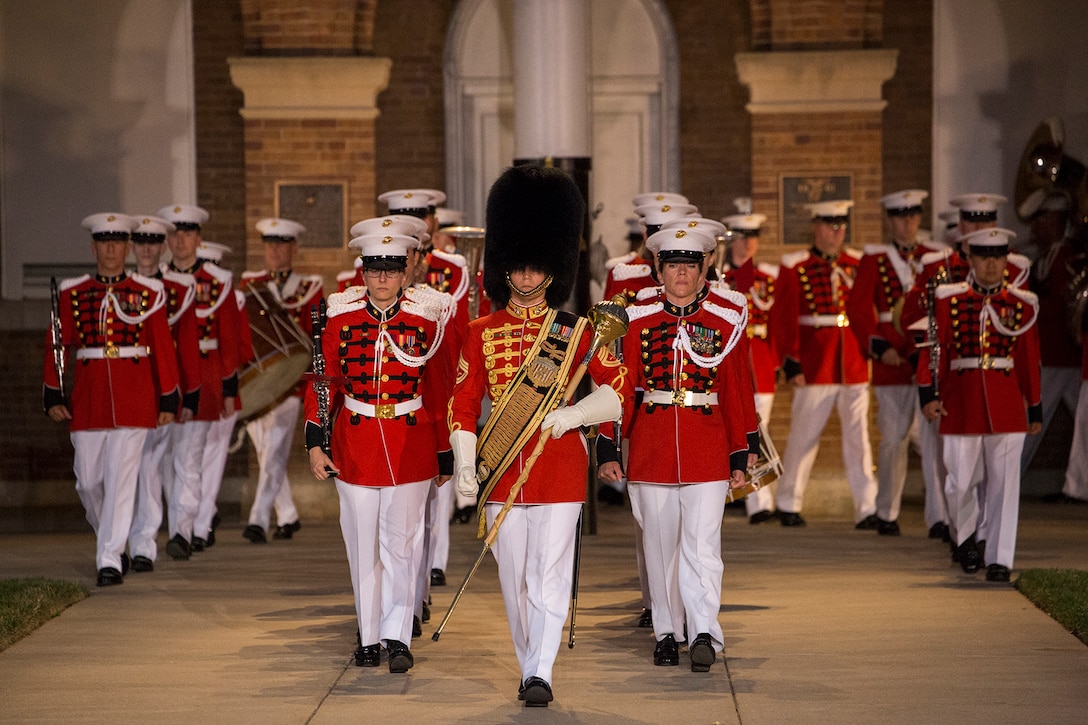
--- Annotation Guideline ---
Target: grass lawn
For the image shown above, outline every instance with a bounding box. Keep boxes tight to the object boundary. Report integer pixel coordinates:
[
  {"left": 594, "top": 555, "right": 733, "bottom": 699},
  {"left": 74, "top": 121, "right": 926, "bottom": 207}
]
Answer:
[
  {"left": 1016, "top": 569, "right": 1088, "bottom": 646},
  {"left": 0, "top": 578, "right": 87, "bottom": 652}
]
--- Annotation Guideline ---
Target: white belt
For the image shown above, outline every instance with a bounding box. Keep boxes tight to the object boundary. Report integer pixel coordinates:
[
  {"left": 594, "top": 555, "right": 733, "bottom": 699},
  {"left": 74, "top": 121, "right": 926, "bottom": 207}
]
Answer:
[
  {"left": 950, "top": 356, "right": 1014, "bottom": 371},
  {"left": 877, "top": 311, "right": 894, "bottom": 323},
  {"left": 199, "top": 339, "right": 219, "bottom": 352},
  {"left": 798, "top": 314, "right": 849, "bottom": 328},
  {"left": 75, "top": 345, "right": 149, "bottom": 360},
  {"left": 343, "top": 395, "right": 423, "bottom": 419},
  {"left": 748, "top": 323, "right": 768, "bottom": 339},
  {"left": 643, "top": 390, "right": 719, "bottom": 407}
]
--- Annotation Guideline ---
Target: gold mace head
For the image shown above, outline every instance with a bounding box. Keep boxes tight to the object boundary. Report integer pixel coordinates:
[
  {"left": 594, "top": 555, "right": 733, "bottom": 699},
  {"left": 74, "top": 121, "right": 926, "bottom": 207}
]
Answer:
[{"left": 587, "top": 293, "right": 630, "bottom": 349}]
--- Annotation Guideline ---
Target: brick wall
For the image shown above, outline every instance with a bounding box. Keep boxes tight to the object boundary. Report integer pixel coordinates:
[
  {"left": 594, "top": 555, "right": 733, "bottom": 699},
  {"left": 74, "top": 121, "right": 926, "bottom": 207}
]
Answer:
[
  {"left": 882, "top": 0, "right": 932, "bottom": 213},
  {"left": 239, "top": 0, "right": 376, "bottom": 55},
  {"left": 752, "top": 0, "right": 884, "bottom": 50}
]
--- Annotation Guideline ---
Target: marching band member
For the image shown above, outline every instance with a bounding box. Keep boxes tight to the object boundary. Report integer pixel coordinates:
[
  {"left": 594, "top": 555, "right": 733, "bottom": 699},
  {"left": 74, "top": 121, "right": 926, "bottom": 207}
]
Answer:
[
  {"left": 621, "top": 224, "right": 755, "bottom": 672},
  {"left": 771, "top": 200, "right": 879, "bottom": 528},
  {"left": 918, "top": 228, "right": 1042, "bottom": 582},
  {"left": 846, "top": 189, "right": 944, "bottom": 536},
  {"left": 158, "top": 204, "right": 242, "bottom": 558},
  {"left": 448, "top": 165, "right": 631, "bottom": 708},
  {"left": 240, "top": 218, "right": 322, "bottom": 543},
  {"left": 604, "top": 193, "right": 695, "bottom": 305},
  {"left": 43, "top": 213, "right": 180, "bottom": 586},
  {"left": 127, "top": 215, "right": 201, "bottom": 573},
  {"left": 1061, "top": 320, "right": 1088, "bottom": 503},
  {"left": 719, "top": 207, "right": 780, "bottom": 523},
  {"left": 306, "top": 225, "right": 455, "bottom": 674}
]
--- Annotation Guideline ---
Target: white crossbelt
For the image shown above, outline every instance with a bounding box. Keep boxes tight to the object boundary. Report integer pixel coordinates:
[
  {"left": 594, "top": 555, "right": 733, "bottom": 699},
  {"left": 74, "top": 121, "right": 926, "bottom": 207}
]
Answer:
[
  {"left": 343, "top": 395, "right": 423, "bottom": 419},
  {"left": 877, "top": 311, "right": 894, "bottom": 323},
  {"left": 748, "top": 323, "right": 768, "bottom": 339},
  {"left": 950, "top": 356, "right": 1014, "bottom": 371},
  {"left": 642, "top": 390, "right": 719, "bottom": 407},
  {"left": 75, "top": 345, "right": 149, "bottom": 360},
  {"left": 798, "top": 314, "right": 849, "bottom": 328},
  {"left": 199, "top": 339, "right": 219, "bottom": 352}
]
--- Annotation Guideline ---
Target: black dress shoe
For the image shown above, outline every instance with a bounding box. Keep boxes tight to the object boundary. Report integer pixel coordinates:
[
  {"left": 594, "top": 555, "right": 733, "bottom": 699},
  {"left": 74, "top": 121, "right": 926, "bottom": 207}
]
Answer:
[
  {"left": 928, "top": 522, "right": 951, "bottom": 542},
  {"left": 96, "top": 567, "right": 123, "bottom": 587},
  {"left": 421, "top": 600, "right": 431, "bottom": 624},
  {"left": 985, "top": 564, "right": 1011, "bottom": 583},
  {"left": 956, "top": 537, "right": 981, "bottom": 574},
  {"left": 205, "top": 528, "right": 216, "bottom": 548},
  {"left": 855, "top": 514, "right": 880, "bottom": 530},
  {"left": 689, "top": 632, "right": 716, "bottom": 672},
  {"left": 386, "top": 640, "right": 414, "bottom": 673},
  {"left": 190, "top": 536, "right": 206, "bottom": 552},
  {"left": 1041, "top": 491, "right": 1088, "bottom": 504},
  {"left": 165, "top": 534, "right": 190, "bottom": 560},
  {"left": 273, "top": 520, "right": 302, "bottom": 539},
  {"left": 653, "top": 633, "right": 679, "bottom": 666},
  {"left": 637, "top": 608, "right": 653, "bottom": 628},
  {"left": 120, "top": 552, "right": 130, "bottom": 575},
  {"left": 779, "top": 511, "right": 806, "bottom": 527},
  {"left": 452, "top": 505, "right": 475, "bottom": 524},
  {"left": 131, "top": 556, "right": 154, "bottom": 573},
  {"left": 521, "top": 676, "right": 553, "bottom": 707},
  {"left": 430, "top": 568, "right": 446, "bottom": 586},
  {"left": 242, "top": 525, "right": 267, "bottom": 544},
  {"left": 412, "top": 616, "right": 422, "bottom": 639},
  {"left": 354, "top": 643, "right": 381, "bottom": 667},
  {"left": 876, "top": 518, "right": 900, "bottom": 536},
  {"left": 749, "top": 510, "right": 775, "bottom": 524}
]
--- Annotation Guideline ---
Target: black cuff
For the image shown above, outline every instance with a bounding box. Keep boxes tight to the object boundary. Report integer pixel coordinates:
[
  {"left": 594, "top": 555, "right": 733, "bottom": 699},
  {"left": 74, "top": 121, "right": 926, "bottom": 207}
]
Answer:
[
  {"left": 869, "top": 337, "right": 892, "bottom": 359},
  {"left": 918, "top": 384, "right": 937, "bottom": 409},
  {"left": 438, "top": 449, "right": 454, "bottom": 476},
  {"left": 1028, "top": 403, "right": 1043, "bottom": 425},
  {"left": 159, "top": 390, "right": 180, "bottom": 416},
  {"left": 596, "top": 435, "right": 619, "bottom": 466},
  {"left": 222, "top": 372, "right": 239, "bottom": 398},
  {"left": 729, "top": 450, "right": 749, "bottom": 474},
  {"left": 305, "top": 421, "right": 325, "bottom": 451},
  {"left": 746, "top": 431, "right": 760, "bottom": 457},
  {"left": 43, "top": 385, "right": 65, "bottom": 412},
  {"left": 783, "top": 357, "right": 803, "bottom": 381},
  {"left": 182, "top": 389, "right": 200, "bottom": 415}
]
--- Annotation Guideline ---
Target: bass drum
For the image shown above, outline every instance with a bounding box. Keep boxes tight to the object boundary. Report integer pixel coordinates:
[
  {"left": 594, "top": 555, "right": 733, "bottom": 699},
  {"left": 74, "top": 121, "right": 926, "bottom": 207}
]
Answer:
[{"left": 236, "top": 283, "right": 313, "bottom": 423}]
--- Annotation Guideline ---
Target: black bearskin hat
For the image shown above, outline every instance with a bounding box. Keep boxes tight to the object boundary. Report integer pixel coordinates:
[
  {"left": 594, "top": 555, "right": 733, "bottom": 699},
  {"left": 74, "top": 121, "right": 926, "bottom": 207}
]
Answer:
[{"left": 483, "top": 164, "right": 585, "bottom": 309}]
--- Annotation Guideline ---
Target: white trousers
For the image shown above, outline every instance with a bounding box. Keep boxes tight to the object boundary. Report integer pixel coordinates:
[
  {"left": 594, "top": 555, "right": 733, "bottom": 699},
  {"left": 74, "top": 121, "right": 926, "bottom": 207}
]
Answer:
[
  {"left": 744, "top": 393, "right": 777, "bottom": 516},
  {"left": 337, "top": 478, "right": 430, "bottom": 648},
  {"left": 1021, "top": 366, "right": 1080, "bottom": 471},
  {"left": 167, "top": 419, "right": 208, "bottom": 542},
  {"left": 916, "top": 414, "right": 949, "bottom": 529},
  {"left": 873, "top": 385, "right": 925, "bottom": 522},
  {"left": 195, "top": 411, "right": 237, "bottom": 539},
  {"left": 774, "top": 383, "right": 878, "bottom": 520},
  {"left": 72, "top": 428, "right": 148, "bottom": 571},
  {"left": 129, "top": 424, "right": 172, "bottom": 560},
  {"left": 487, "top": 502, "right": 581, "bottom": 685},
  {"left": 1063, "top": 381, "right": 1088, "bottom": 500},
  {"left": 245, "top": 396, "right": 301, "bottom": 530},
  {"left": 431, "top": 477, "right": 454, "bottom": 571},
  {"left": 637, "top": 481, "right": 728, "bottom": 651},
  {"left": 943, "top": 433, "right": 1024, "bottom": 569},
  {"left": 627, "top": 480, "right": 651, "bottom": 609}
]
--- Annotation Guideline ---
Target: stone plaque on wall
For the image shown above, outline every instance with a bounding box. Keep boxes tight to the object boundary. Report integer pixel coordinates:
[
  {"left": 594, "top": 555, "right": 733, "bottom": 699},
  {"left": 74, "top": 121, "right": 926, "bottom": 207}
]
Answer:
[
  {"left": 275, "top": 182, "right": 346, "bottom": 248},
  {"left": 779, "top": 174, "right": 853, "bottom": 246}
]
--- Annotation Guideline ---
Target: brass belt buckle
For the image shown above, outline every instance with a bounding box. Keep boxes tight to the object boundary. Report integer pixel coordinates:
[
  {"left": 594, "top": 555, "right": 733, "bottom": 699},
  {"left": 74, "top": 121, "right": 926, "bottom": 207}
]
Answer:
[
  {"left": 980, "top": 354, "right": 993, "bottom": 370},
  {"left": 105, "top": 343, "right": 119, "bottom": 358},
  {"left": 836, "top": 313, "right": 847, "bottom": 328},
  {"left": 375, "top": 402, "right": 396, "bottom": 419},
  {"left": 671, "top": 390, "right": 687, "bottom": 406}
]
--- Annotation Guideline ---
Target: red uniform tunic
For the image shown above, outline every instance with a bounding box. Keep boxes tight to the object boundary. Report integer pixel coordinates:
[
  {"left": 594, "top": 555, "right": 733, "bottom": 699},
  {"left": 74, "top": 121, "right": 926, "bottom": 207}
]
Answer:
[
  {"left": 448, "top": 301, "right": 632, "bottom": 504},
  {"left": 423, "top": 249, "right": 471, "bottom": 349},
  {"left": 159, "top": 269, "right": 201, "bottom": 411},
  {"left": 718, "top": 259, "right": 779, "bottom": 394},
  {"left": 337, "top": 260, "right": 364, "bottom": 292},
  {"left": 773, "top": 247, "right": 869, "bottom": 385},
  {"left": 240, "top": 269, "right": 322, "bottom": 397},
  {"left": 43, "top": 273, "right": 180, "bottom": 429},
  {"left": 847, "top": 242, "right": 940, "bottom": 386},
  {"left": 304, "top": 286, "right": 455, "bottom": 486},
  {"left": 902, "top": 248, "right": 1030, "bottom": 332},
  {"left": 622, "top": 285, "right": 756, "bottom": 484},
  {"left": 918, "top": 281, "right": 1042, "bottom": 434},
  {"left": 172, "top": 261, "right": 241, "bottom": 422},
  {"left": 603, "top": 252, "right": 658, "bottom": 306},
  {"left": 1030, "top": 240, "right": 1083, "bottom": 369}
]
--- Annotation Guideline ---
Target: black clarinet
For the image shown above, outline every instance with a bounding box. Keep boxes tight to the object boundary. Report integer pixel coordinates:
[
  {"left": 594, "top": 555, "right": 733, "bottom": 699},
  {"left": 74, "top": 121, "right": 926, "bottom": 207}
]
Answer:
[
  {"left": 311, "top": 300, "right": 335, "bottom": 473},
  {"left": 50, "top": 277, "right": 67, "bottom": 402}
]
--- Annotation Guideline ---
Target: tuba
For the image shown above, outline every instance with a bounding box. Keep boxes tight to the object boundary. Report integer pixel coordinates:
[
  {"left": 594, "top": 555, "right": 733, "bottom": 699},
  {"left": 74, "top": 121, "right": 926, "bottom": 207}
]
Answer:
[
  {"left": 1014, "top": 118, "right": 1088, "bottom": 231},
  {"left": 444, "top": 226, "right": 487, "bottom": 319}
]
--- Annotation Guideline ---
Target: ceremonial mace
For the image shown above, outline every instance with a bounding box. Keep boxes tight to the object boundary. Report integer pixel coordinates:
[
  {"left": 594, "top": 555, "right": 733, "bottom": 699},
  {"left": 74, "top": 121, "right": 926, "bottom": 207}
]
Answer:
[{"left": 432, "top": 295, "right": 629, "bottom": 641}]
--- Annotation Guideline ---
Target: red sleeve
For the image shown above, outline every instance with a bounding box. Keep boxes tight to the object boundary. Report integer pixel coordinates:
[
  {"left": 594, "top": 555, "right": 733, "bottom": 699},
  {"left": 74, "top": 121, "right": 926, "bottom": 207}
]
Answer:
[
  {"left": 448, "top": 319, "right": 487, "bottom": 435},
  {"left": 772, "top": 263, "right": 800, "bottom": 367},
  {"left": 845, "top": 255, "right": 880, "bottom": 359},
  {"left": 174, "top": 305, "right": 201, "bottom": 395},
  {"left": 147, "top": 305, "right": 180, "bottom": 400},
  {"left": 1015, "top": 316, "right": 1042, "bottom": 408}
]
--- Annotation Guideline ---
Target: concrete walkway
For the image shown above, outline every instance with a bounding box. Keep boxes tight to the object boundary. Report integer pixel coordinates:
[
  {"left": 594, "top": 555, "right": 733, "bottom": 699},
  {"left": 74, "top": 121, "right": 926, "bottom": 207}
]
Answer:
[{"left": 1, "top": 498, "right": 1086, "bottom": 724}]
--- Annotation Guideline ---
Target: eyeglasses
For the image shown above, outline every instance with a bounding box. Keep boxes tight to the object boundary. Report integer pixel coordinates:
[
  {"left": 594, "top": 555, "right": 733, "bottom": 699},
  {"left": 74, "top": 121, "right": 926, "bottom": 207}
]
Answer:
[{"left": 363, "top": 269, "right": 404, "bottom": 279}]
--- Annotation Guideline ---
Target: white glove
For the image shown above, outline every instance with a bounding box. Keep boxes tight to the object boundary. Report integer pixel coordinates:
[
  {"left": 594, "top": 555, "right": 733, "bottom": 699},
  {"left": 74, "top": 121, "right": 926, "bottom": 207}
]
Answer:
[
  {"left": 541, "top": 385, "right": 622, "bottom": 439},
  {"left": 450, "top": 429, "right": 480, "bottom": 500}
]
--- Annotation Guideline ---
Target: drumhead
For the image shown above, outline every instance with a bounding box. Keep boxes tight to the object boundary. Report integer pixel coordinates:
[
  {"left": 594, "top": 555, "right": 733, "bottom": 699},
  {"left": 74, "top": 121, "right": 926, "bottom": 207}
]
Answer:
[{"left": 237, "top": 351, "right": 312, "bottom": 422}]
